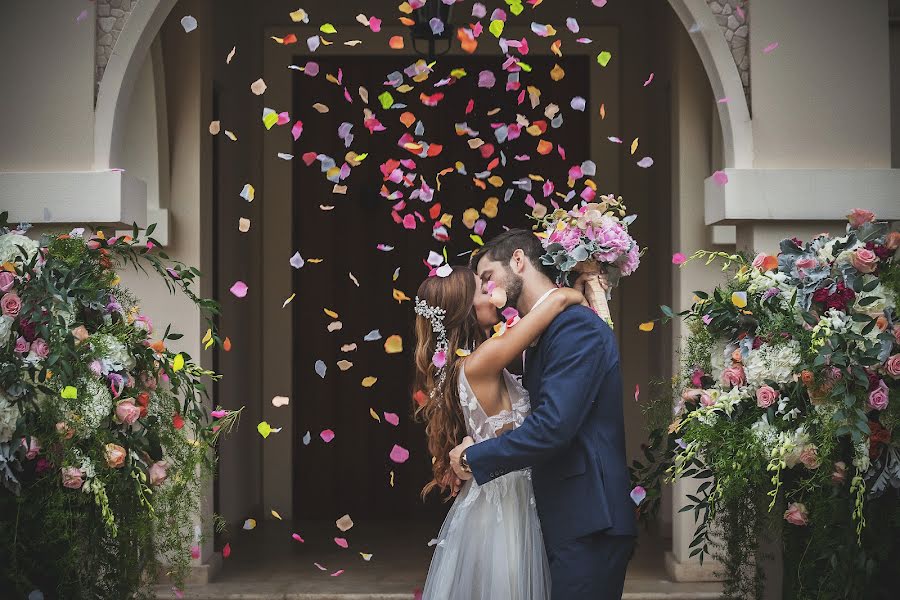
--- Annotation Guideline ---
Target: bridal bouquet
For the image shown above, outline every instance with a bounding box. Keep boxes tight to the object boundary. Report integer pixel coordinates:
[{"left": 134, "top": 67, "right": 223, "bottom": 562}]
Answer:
[
  {"left": 634, "top": 209, "right": 900, "bottom": 598},
  {"left": 531, "top": 195, "right": 642, "bottom": 327},
  {"left": 0, "top": 214, "right": 240, "bottom": 599}
]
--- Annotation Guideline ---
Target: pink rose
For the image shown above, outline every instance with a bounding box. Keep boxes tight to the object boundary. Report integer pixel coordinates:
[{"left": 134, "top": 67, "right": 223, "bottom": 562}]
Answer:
[
  {"left": 115, "top": 398, "right": 142, "bottom": 425},
  {"left": 61, "top": 467, "right": 84, "bottom": 489},
  {"left": 30, "top": 338, "right": 49, "bottom": 359},
  {"left": 850, "top": 248, "right": 878, "bottom": 273},
  {"left": 795, "top": 257, "right": 818, "bottom": 271},
  {"left": 784, "top": 502, "right": 809, "bottom": 526},
  {"left": 0, "top": 271, "right": 15, "bottom": 292},
  {"left": 751, "top": 253, "right": 767, "bottom": 270},
  {"left": 831, "top": 461, "right": 848, "bottom": 485},
  {"left": 1, "top": 292, "right": 21, "bottom": 317},
  {"left": 756, "top": 385, "right": 779, "bottom": 408},
  {"left": 104, "top": 443, "right": 127, "bottom": 468},
  {"left": 868, "top": 380, "right": 889, "bottom": 411},
  {"left": 884, "top": 354, "right": 900, "bottom": 378},
  {"left": 799, "top": 445, "right": 820, "bottom": 469},
  {"left": 55, "top": 421, "right": 74, "bottom": 440},
  {"left": 149, "top": 461, "right": 168, "bottom": 486},
  {"left": 690, "top": 368, "right": 705, "bottom": 388},
  {"left": 720, "top": 365, "right": 746, "bottom": 388},
  {"left": 132, "top": 315, "right": 153, "bottom": 334},
  {"left": 847, "top": 208, "right": 875, "bottom": 228},
  {"left": 14, "top": 336, "right": 29, "bottom": 354},
  {"left": 21, "top": 436, "right": 41, "bottom": 460},
  {"left": 70, "top": 325, "right": 89, "bottom": 343}
]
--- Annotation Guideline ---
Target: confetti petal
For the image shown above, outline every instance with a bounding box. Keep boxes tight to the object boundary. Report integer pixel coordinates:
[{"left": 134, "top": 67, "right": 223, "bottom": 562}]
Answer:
[
  {"left": 320, "top": 429, "right": 335, "bottom": 443},
  {"left": 292, "top": 533, "right": 305, "bottom": 543},
  {"left": 763, "top": 42, "right": 779, "bottom": 54},
  {"left": 361, "top": 376, "right": 378, "bottom": 388},
  {"left": 315, "top": 360, "right": 327, "bottom": 378},
  {"left": 243, "top": 518, "right": 257, "bottom": 530},
  {"left": 630, "top": 486, "right": 647, "bottom": 505},
  {"left": 336, "top": 515, "right": 354, "bottom": 532},
  {"left": 257, "top": 421, "right": 273, "bottom": 438},
  {"left": 636, "top": 157, "right": 654, "bottom": 168},
  {"left": 639, "top": 321, "right": 655, "bottom": 332},
  {"left": 180, "top": 15, "right": 198, "bottom": 33},
  {"left": 230, "top": 281, "right": 248, "bottom": 298},
  {"left": 712, "top": 170, "right": 729, "bottom": 186},
  {"left": 389, "top": 444, "right": 410, "bottom": 464},
  {"left": 384, "top": 335, "right": 403, "bottom": 354},
  {"left": 272, "top": 395, "right": 290, "bottom": 407},
  {"left": 597, "top": 51, "right": 612, "bottom": 67},
  {"left": 384, "top": 412, "right": 400, "bottom": 426},
  {"left": 672, "top": 252, "right": 687, "bottom": 265},
  {"left": 251, "top": 78, "right": 267, "bottom": 95}
]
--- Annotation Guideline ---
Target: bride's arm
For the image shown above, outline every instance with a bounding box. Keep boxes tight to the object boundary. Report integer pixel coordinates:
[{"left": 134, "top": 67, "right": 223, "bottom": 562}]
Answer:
[{"left": 464, "top": 287, "right": 583, "bottom": 380}]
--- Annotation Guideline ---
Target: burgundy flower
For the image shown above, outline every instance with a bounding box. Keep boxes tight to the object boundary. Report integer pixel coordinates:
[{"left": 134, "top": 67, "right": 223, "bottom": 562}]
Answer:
[
  {"left": 18, "top": 317, "right": 36, "bottom": 342},
  {"left": 813, "top": 282, "right": 856, "bottom": 312},
  {"left": 865, "top": 241, "right": 893, "bottom": 262}
]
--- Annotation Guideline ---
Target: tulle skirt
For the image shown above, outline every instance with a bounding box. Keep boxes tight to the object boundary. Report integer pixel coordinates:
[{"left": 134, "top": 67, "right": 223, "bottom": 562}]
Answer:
[{"left": 422, "top": 470, "right": 551, "bottom": 600}]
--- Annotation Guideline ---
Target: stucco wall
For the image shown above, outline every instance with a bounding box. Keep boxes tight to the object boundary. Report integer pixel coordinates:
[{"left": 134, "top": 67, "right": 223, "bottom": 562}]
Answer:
[{"left": 0, "top": 0, "right": 96, "bottom": 171}]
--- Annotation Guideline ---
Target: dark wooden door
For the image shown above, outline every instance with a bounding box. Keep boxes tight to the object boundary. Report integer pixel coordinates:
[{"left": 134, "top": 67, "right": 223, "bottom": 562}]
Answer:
[{"left": 292, "top": 54, "right": 590, "bottom": 521}]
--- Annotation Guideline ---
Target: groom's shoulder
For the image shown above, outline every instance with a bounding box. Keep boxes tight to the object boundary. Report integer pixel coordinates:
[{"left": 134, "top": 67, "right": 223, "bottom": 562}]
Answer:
[{"left": 551, "top": 304, "right": 609, "bottom": 334}]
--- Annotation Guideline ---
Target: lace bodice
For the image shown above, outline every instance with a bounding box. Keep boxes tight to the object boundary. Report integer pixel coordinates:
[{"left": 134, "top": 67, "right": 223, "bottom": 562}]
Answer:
[{"left": 458, "top": 367, "right": 531, "bottom": 443}]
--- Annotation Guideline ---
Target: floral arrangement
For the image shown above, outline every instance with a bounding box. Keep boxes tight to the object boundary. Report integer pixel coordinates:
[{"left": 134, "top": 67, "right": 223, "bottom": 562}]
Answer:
[
  {"left": 531, "top": 194, "right": 642, "bottom": 326},
  {"left": 632, "top": 209, "right": 900, "bottom": 599},
  {"left": 0, "top": 213, "right": 240, "bottom": 599}
]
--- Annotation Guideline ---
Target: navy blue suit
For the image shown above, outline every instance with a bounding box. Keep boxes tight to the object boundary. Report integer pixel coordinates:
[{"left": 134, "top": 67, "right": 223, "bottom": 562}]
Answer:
[{"left": 466, "top": 305, "right": 637, "bottom": 599}]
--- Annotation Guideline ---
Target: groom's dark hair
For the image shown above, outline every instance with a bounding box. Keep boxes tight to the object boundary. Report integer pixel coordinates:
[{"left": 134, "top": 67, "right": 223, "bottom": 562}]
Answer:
[{"left": 469, "top": 228, "right": 558, "bottom": 282}]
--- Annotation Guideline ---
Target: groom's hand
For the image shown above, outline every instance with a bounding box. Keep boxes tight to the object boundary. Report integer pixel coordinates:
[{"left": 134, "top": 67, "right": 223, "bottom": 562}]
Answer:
[{"left": 449, "top": 436, "right": 475, "bottom": 480}]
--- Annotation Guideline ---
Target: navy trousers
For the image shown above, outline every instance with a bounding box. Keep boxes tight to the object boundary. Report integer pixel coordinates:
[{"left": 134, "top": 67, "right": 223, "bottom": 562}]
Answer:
[{"left": 546, "top": 533, "right": 635, "bottom": 600}]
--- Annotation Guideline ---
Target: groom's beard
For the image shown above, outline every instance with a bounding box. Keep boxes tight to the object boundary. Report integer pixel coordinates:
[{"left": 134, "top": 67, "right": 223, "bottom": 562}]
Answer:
[{"left": 503, "top": 270, "right": 524, "bottom": 311}]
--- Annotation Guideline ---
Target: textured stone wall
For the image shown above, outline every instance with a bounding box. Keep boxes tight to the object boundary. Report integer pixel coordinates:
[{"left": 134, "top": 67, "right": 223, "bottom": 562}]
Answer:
[
  {"left": 96, "top": 0, "right": 140, "bottom": 97},
  {"left": 706, "top": 0, "right": 750, "bottom": 101}
]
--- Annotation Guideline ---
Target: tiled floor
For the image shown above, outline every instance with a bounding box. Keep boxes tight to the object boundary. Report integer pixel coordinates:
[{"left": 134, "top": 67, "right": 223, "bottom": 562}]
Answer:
[{"left": 154, "top": 520, "right": 722, "bottom": 599}]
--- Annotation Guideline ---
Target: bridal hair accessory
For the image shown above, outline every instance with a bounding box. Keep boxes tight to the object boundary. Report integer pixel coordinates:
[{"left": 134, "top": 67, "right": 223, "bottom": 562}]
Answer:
[{"left": 414, "top": 296, "right": 449, "bottom": 396}]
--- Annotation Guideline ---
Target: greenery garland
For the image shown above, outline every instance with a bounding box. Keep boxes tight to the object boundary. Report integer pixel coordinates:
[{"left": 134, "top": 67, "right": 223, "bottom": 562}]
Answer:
[{"left": 0, "top": 213, "right": 240, "bottom": 599}]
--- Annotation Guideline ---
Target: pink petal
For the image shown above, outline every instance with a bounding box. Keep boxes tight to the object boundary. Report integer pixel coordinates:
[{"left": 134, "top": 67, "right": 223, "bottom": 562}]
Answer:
[
  {"left": 292, "top": 533, "right": 305, "bottom": 543},
  {"left": 712, "top": 170, "right": 729, "bottom": 186},
  {"left": 383, "top": 412, "right": 400, "bottom": 426},
  {"left": 672, "top": 252, "right": 687, "bottom": 265},
  {"left": 229, "top": 281, "right": 248, "bottom": 298},
  {"left": 389, "top": 444, "right": 410, "bottom": 464},
  {"left": 190, "top": 545, "right": 200, "bottom": 559},
  {"left": 634, "top": 384, "right": 640, "bottom": 402},
  {"left": 320, "top": 429, "right": 335, "bottom": 443},
  {"left": 643, "top": 73, "right": 654, "bottom": 87},
  {"left": 630, "top": 486, "right": 646, "bottom": 505},
  {"left": 291, "top": 121, "right": 304, "bottom": 140},
  {"left": 592, "top": 0, "right": 608, "bottom": 6},
  {"left": 432, "top": 350, "right": 446, "bottom": 368},
  {"left": 501, "top": 307, "right": 519, "bottom": 321},
  {"left": 763, "top": 42, "right": 779, "bottom": 54},
  {"left": 334, "top": 537, "right": 349, "bottom": 548},
  {"left": 402, "top": 214, "right": 417, "bottom": 230},
  {"left": 330, "top": 570, "right": 345, "bottom": 577}
]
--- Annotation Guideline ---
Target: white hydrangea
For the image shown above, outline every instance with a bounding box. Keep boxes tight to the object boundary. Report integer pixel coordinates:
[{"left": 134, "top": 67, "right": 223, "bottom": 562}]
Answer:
[
  {"left": 0, "top": 391, "right": 20, "bottom": 443},
  {"left": 853, "top": 276, "right": 895, "bottom": 316},
  {"left": 0, "top": 233, "right": 39, "bottom": 265},
  {"left": 743, "top": 341, "right": 802, "bottom": 388},
  {"left": 0, "top": 315, "right": 13, "bottom": 346},
  {"left": 751, "top": 414, "right": 779, "bottom": 454},
  {"left": 93, "top": 334, "right": 136, "bottom": 374},
  {"left": 74, "top": 377, "right": 113, "bottom": 434},
  {"left": 747, "top": 269, "right": 798, "bottom": 308}
]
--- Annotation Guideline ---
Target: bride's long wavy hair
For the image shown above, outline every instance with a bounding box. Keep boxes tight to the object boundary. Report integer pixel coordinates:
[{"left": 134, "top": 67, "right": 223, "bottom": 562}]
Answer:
[{"left": 413, "top": 266, "right": 488, "bottom": 499}]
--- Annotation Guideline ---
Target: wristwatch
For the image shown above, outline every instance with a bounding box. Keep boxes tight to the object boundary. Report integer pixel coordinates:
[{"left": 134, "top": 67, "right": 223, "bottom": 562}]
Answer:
[{"left": 460, "top": 450, "right": 472, "bottom": 474}]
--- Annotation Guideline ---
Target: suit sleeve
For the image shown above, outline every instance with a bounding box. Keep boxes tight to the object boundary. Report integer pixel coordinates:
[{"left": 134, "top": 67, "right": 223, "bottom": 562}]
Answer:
[{"left": 465, "top": 308, "right": 613, "bottom": 485}]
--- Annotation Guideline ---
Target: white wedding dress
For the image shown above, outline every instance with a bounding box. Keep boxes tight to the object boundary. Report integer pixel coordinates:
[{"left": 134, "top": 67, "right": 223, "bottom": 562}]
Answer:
[{"left": 422, "top": 367, "right": 551, "bottom": 600}]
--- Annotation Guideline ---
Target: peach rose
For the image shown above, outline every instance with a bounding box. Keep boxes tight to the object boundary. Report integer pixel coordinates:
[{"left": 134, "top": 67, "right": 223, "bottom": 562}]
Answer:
[
  {"left": 61, "top": 467, "right": 84, "bottom": 489},
  {"left": 104, "top": 443, "right": 127, "bottom": 468},
  {"left": 149, "top": 460, "right": 168, "bottom": 486},
  {"left": 831, "top": 461, "right": 848, "bottom": 485},
  {"left": 70, "top": 325, "right": 89, "bottom": 343},
  {"left": 885, "top": 354, "right": 900, "bottom": 378},
  {"left": 847, "top": 208, "right": 875, "bottom": 228},
  {"left": 55, "top": 421, "right": 74, "bottom": 440},
  {"left": 799, "top": 445, "right": 820, "bottom": 469},
  {"left": 850, "top": 248, "right": 878, "bottom": 273},
  {"left": 756, "top": 385, "right": 779, "bottom": 408},
  {"left": 115, "top": 398, "right": 142, "bottom": 425},
  {"left": 784, "top": 502, "right": 809, "bottom": 526},
  {"left": 885, "top": 231, "right": 900, "bottom": 251}
]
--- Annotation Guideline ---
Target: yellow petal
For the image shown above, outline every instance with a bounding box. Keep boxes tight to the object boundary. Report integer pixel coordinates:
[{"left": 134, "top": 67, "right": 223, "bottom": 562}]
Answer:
[
  {"left": 172, "top": 353, "right": 185, "bottom": 372},
  {"left": 389, "top": 471, "right": 395, "bottom": 487},
  {"left": 631, "top": 138, "right": 639, "bottom": 155},
  {"left": 282, "top": 293, "right": 296, "bottom": 308},
  {"left": 362, "top": 376, "right": 378, "bottom": 388},
  {"left": 271, "top": 510, "right": 283, "bottom": 520},
  {"left": 550, "top": 64, "right": 565, "bottom": 81},
  {"left": 393, "top": 289, "right": 411, "bottom": 303},
  {"left": 462, "top": 207, "right": 480, "bottom": 229},
  {"left": 638, "top": 322, "right": 655, "bottom": 332},
  {"left": 320, "top": 23, "right": 337, "bottom": 34},
  {"left": 384, "top": 335, "right": 403, "bottom": 354},
  {"left": 455, "top": 348, "right": 471, "bottom": 357},
  {"left": 257, "top": 421, "right": 272, "bottom": 438},
  {"left": 324, "top": 308, "right": 339, "bottom": 318},
  {"left": 370, "top": 408, "right": 381, "bottom": 422},
  {"left": 470, "top": 234, "right": 484, "bottom": 246},
  {"left": 61, "top": 385, "right": 78, "bottom": 399},
  {"left": 731, "top": 291, "right": 748, "bottom": 308}
]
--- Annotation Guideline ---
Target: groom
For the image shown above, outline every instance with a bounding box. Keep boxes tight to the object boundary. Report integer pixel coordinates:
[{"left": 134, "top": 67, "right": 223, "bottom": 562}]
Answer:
[{"left": 449, "top": 229, "right": 637, "bottom": 599}]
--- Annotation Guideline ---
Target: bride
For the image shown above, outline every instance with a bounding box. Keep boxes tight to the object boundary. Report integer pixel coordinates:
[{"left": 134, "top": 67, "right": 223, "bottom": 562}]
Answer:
[{"left": 413, "top": 265, "right": 585, "bottom": 600}]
